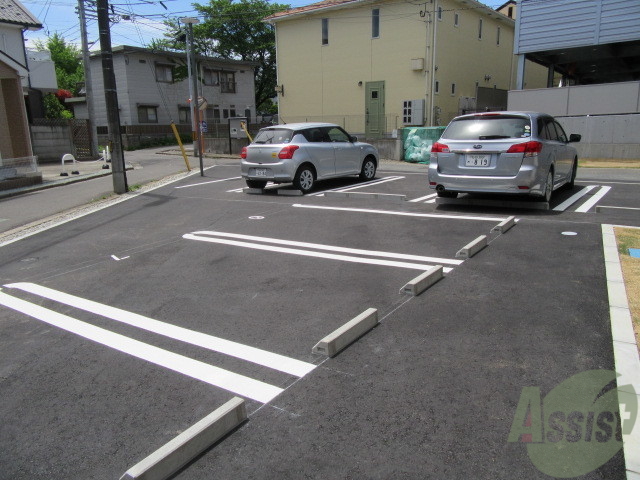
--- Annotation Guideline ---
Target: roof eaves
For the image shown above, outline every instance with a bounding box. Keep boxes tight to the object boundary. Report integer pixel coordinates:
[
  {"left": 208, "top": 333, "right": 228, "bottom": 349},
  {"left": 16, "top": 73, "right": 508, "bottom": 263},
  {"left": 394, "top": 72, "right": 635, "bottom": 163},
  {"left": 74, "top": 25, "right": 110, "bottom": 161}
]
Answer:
[
  {"left": 264, "top": 0, "right": 364, "bottom": 23},
  {"left": 0, "top": 0, "right": 43, "bottom": 29}
]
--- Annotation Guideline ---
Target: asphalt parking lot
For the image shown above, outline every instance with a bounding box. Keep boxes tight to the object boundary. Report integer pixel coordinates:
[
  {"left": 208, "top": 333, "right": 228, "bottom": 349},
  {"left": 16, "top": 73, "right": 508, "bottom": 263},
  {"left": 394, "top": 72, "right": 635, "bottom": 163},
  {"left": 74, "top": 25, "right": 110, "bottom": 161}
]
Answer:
[{"left": 0, "top": 159, "right": 638, "bottom": 479}]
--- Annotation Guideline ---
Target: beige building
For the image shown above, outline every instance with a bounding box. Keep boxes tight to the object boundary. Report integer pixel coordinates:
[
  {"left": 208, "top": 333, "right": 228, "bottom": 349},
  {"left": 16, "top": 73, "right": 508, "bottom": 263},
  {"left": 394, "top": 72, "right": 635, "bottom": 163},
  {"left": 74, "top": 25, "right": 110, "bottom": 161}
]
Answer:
[{"left": 266, "top": 0, "right": 546, "bottom": 136}]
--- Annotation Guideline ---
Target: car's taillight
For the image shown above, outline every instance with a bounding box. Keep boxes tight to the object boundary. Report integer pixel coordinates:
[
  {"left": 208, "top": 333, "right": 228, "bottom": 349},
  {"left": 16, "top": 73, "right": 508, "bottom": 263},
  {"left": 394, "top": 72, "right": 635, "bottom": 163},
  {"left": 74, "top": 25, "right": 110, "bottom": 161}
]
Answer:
[
  {"left": 278, "top": 145, "right": 299, "bottom": 159},
  {"left": 240, "top": 146, "right": 247, "bottom": 159},
  {"left": 431, "top": 142, "right": 450, "bottom": 153},
  {"left": 507, "top": 141, "right": 543, "bottom": 155}
]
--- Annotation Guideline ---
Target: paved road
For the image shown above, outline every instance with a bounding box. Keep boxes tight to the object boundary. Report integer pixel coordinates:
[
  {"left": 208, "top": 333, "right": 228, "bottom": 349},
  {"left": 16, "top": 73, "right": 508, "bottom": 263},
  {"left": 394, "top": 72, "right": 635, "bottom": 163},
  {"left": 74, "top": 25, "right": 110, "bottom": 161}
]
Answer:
[{"left": 0, "top": 151, "right": 638, "bottom": 479}]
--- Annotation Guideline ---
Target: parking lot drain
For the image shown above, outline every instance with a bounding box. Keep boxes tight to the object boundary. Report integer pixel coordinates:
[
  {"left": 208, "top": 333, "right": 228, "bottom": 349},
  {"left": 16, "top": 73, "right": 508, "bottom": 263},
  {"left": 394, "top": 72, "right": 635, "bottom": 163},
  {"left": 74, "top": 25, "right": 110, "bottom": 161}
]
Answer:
[
  {"left": 400, "top": 265, "right": 444, "bottom": 296},
  {"left": 491, "top": 216, "right": 516, "bottom": 234},
  {"left": 313, "top": 308, "right": 378, "bottom": 357},
  {"left": 456, "top": 235, "right": 488, "bottom": 259},
  {"left": 120, "top": 397, "right": 247, "bottom": 480}
]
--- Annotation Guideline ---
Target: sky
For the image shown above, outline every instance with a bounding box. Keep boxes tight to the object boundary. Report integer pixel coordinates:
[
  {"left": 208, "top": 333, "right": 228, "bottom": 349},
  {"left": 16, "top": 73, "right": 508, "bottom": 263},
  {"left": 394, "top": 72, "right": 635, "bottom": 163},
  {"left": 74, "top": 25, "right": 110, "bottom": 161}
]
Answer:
[{"left": 21, "top": 0, "right": 309, "bottom": 51}]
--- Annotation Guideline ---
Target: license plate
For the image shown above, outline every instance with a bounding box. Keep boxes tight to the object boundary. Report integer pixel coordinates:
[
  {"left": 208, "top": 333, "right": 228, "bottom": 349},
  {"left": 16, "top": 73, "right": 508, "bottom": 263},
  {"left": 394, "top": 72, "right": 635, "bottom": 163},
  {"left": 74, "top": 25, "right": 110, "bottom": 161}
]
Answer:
[
  {"left": 255, "top": 168, "right": 268, "bottom": 177},
  {"left": 465, "top": 154, "right": 490, "bottom": 167}
]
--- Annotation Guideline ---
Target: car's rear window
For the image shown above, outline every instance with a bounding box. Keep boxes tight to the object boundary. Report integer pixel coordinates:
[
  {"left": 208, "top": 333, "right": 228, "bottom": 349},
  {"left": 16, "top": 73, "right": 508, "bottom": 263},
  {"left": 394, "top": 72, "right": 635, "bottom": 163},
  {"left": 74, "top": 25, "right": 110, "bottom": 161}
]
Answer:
[
  {"left": 253, "top": 128, "right": 293, "bottom": 144},
  {"left": 443, "top": 115, "right": 532, "bottom": 140}
]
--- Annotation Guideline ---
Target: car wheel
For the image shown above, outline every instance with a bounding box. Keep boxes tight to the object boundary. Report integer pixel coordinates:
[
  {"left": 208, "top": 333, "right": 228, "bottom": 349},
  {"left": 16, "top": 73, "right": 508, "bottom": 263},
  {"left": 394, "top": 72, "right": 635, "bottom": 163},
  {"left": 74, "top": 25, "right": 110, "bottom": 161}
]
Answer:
[
  {"left": 567, "top": 158, "right": 577, "bottom": 189},
  {"left": 246, "top": 179, "right": 267, "bottom": 189},
  {"left": 540, "top": 169, "right": 554, "bottom": 202},
  {"left": 359, "top": 157, "right": 377, "bottom": 181},
  {"left": 293, "top": 165, "right": 315, "bottom": 193},
  {"left": 436, "top": 190, "right": 458, "bottom": 198}
]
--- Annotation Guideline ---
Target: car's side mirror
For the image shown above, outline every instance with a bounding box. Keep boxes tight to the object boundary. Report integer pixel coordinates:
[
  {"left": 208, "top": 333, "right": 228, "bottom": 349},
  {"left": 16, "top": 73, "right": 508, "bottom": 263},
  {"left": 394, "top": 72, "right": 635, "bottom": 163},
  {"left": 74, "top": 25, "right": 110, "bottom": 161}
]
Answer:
[
  {"left": 569, "top": 134, "right": 581, "bottom": 143},
  {"left": 350, "top": 135, "right": 358, "bottom": 142}
]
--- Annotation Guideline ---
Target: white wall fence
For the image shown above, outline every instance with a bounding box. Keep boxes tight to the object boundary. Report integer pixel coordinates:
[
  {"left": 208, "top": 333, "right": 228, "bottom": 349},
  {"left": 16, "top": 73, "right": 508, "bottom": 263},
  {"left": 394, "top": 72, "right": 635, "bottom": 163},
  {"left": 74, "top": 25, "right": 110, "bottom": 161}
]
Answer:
[{"left": 508, "top": 81, "right": 640, "bottom": 159}]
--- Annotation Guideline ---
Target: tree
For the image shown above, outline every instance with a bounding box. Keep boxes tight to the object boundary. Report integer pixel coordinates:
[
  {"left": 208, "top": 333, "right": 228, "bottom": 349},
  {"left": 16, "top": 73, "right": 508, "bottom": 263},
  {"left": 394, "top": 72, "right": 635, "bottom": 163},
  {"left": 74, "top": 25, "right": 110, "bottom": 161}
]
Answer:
[
  {"left": 35, "top": 33, "right": 84, "bottom": 95},
  {"left": 151, "top": 0, "right": 289, "bottom": 113}
]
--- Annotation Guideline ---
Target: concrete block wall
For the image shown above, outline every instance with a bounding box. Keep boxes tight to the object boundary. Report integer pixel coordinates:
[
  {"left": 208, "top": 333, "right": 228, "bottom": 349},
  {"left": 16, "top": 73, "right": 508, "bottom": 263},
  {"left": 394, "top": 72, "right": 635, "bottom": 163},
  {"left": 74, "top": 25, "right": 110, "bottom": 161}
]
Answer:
[
  {"left": 557, "top": 114, "right": 640, "bottom": 160},
  {"left": 31, "top": 125, "right": 74, "bottom": 163}
]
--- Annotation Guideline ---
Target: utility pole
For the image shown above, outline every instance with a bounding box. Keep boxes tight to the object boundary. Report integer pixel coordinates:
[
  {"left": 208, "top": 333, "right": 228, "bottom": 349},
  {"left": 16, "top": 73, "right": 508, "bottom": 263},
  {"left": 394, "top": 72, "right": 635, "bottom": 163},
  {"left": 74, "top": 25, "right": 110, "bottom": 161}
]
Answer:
[
  {"left": 97, "top": 0, "right": 128, "bottom": 194},
  {"left": 181, "top": 17, "right": 203, "bottom": 175},
  {"left": 78, "top": 0, "right": 98, "bottom": 157}
]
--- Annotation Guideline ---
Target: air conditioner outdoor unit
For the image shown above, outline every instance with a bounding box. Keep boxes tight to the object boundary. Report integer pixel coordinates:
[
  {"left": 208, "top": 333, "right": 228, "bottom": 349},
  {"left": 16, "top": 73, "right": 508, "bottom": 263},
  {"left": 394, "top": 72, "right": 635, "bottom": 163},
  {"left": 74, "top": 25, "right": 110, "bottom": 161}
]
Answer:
[{"left": 402, "top": 99, "right": 425, "bottom": 126}]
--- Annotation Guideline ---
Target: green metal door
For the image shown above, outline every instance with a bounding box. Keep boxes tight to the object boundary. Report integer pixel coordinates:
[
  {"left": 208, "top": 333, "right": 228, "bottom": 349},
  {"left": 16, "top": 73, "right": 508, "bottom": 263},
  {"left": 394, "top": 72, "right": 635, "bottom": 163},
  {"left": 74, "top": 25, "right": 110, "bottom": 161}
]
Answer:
[{"left": 365, "top": 81, "right": 385, "bottom": 138}]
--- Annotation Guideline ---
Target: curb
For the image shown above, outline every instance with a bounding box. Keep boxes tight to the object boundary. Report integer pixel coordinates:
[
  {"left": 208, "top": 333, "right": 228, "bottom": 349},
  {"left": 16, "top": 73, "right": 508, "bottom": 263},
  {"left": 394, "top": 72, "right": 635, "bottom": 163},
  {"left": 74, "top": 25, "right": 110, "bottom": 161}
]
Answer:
[
  {"left": 601, "top": 224, "right": 640, "bottom": 479},
  {"left": 456, "top": 235, "right": 488, "bottom": 259},
  {"left": 400, "top": 265, "right": 444, "bottom": 296},
  {"left": 120, "top": 397, "right": 247, "bottom": 480},
  {"left": 313, "top": 308, "right": 379, "bottom": 357}
]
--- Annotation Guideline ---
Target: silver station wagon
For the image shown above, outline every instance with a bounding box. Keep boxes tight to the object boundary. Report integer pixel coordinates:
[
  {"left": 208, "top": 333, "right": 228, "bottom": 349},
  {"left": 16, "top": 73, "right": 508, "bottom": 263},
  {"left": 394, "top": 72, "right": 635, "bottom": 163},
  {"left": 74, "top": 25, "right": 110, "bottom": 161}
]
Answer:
[
  {"left": 240, "top": 122, "right": 379, "bottom": 193},
  {"left": 428, "top": 111, "right": 581, "bottom": 201}
]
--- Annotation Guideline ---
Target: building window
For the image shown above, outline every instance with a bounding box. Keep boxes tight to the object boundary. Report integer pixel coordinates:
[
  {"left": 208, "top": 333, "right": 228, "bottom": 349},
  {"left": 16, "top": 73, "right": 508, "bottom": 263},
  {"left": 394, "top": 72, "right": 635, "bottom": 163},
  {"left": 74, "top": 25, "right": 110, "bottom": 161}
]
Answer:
[
  {"left": 203, "top": 68, "right": 219, "bottom": 86},
  {"left": 220, "top": 72, "right": 236, "bottom": 93},
  {"left": 478, "top": 19, "right": 483, "bottom": 39},
  {"left": 155, "top": 63, "right": 173, "bottom": 83},
  {"left": 178, "top": 106, "right": 191, "bottom": 124},
  {"left": 508, "top": 6, "right": 514, "bottom": 18},
  {"left": 437, "top": 6, "right": 442, "bottom": 20},
  {"left": 497, "top": 26, "right": 501, "bottom": 45},
  {"left": 230, "top": 105, "right": 237, "bottom": 117},
  {"left": 451, "top": 83, "right": 456, "bottom": 95},
  {"left": 322, "top": 18, "right": 329, "bottom": 45},
  {"left": 454, "top": 13, "right": 459, "bottom": 26},
  {"left": 138, "top": 105, "right": 158, "bottom": 123},
  {"left": 372, "top": 8, "right": 380, "bottom": 38},
  {"left": 435, "top": 81, "right": 440, "bottom": 94}
]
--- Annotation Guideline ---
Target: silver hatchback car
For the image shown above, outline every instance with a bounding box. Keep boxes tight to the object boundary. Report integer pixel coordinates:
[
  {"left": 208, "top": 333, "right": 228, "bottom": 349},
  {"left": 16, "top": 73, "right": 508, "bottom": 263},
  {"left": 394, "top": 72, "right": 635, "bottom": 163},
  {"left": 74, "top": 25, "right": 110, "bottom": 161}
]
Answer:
[
  {"left": 240, "top": 122, "right": 379, "bottom": 193},
  {"left": 428, "top": 111, "right": 581, "bottom": 201}
]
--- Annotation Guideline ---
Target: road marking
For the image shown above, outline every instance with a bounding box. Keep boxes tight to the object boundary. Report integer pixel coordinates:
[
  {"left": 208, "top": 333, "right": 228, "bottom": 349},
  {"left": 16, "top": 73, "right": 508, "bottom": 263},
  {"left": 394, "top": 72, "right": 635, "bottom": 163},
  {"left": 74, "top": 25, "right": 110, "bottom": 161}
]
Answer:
[
  {"left": 596, "top": 205, "right": 640, "bottom": 211},
  {"left": 552, "top": 185, "right": 597, "bottom": 211},
  {"left": 292, "top": 204, "right": 510, "bottom": 222},
  {"left": 5, "top": 282, "right": 315, "bottom": 378},
  {"left": 0, "top": 291, "right": 283, "bottom": 403},
  {"left": 185, "top": 230, "right": 462, "bottom": 266},
  {"left": 409, "top": 193, "right": 437, "bottom": 203},
  {"left": 575, "top": 186, "right": 612, "bottom": 213},
  {"left": 578, "top": 180, "right": 639, "bottom": 185},
  {"left": 175, "top": 176, "right": 241, "bottom": 189},
  {"left": 111, "top": 254, "right": 130, "bottom": 261},
  {"left": 184, "top": 231, "right": 455, "bottom": 272},
  {"left": 309, "top": 176, "right": 404, "bottom": 196}
]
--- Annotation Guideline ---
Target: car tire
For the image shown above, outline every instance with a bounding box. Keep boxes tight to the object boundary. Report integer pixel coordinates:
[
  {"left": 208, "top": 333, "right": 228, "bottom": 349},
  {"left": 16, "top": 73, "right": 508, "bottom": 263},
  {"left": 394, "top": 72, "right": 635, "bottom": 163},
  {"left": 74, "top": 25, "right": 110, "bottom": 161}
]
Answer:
[
  {"left": 436, "top": 190, "right": 458, "bottom": 198},
  {"left": 540, "top": 169, "right": 554, "bottom": 202},
  {"left": 567, "top": 158, "right": 577, "bottom": 189},
  {"left": 359, "top": 157, "right": 377, "bottom": 181},
  {"left": 293, "top": 165, "right": 315, "bottom": 193},
  {"left": 246, "top": 179, "right": 267, "bottom": 189}
]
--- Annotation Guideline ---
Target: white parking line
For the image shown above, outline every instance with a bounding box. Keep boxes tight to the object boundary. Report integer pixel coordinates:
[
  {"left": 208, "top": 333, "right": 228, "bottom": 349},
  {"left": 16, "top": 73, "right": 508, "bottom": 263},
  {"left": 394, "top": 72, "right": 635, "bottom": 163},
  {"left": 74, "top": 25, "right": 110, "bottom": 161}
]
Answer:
[
  {"left": 552, "top": 185, "right": 598, "bottom": 211},
  {"left": 292, "top": 204, "right": 510, "bottom": 222},
  {"left": 185, "top": 230, "right": 462, "bottom": 266},
  {"left": 4, "top": 282, "right": 316, "bottom": 377},
  {"left": 175, "top": 176, "right": 241, "bottom": 189},
  {"left": 409, "top": 193, "right": 438, "bottom": 203},
  {"left": 0, "top": 291, "right": 283, "bottom": 403},
  {"left": 575, "top": 186, "right": 612, "bottom": 213},
  {"left": 309, "top": 176, "right": 404, "bottom": 196},
  {"left": 184, "top": 231, "right": 455, "bottom": 272}
]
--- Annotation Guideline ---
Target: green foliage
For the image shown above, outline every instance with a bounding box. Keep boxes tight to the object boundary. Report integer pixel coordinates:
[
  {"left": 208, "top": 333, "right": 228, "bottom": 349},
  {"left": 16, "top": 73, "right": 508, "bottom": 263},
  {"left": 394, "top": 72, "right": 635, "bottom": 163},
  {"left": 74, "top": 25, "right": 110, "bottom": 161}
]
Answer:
[
  {"left": 43, "top": 93, "right": 73, "bottom": 119},
  {"left": 151, "top": 0, "right": 289, "bottom": 112},
  {"left": 35, "top": 33, "right": 84, "bottom": 95}
]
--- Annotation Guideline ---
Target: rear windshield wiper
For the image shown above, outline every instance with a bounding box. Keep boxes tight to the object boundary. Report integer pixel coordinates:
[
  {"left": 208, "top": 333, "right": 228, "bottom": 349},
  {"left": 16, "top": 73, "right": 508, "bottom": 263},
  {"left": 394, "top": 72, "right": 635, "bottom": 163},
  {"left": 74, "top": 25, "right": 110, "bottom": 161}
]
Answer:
[{"left": 478, "top": 135, "right": 511, "bottom": 140}]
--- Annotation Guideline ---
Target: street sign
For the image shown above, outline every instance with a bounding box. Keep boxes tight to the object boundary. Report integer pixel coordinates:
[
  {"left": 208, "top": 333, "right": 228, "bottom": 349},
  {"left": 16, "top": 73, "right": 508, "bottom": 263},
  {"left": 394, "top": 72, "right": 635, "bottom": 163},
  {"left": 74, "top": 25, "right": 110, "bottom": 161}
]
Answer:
[
  {"left": 200, "top": 120, "right": 208, "bottom": 133},
  {"left": 198, "top": 96, "right": 208, "bottom": 110}
]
